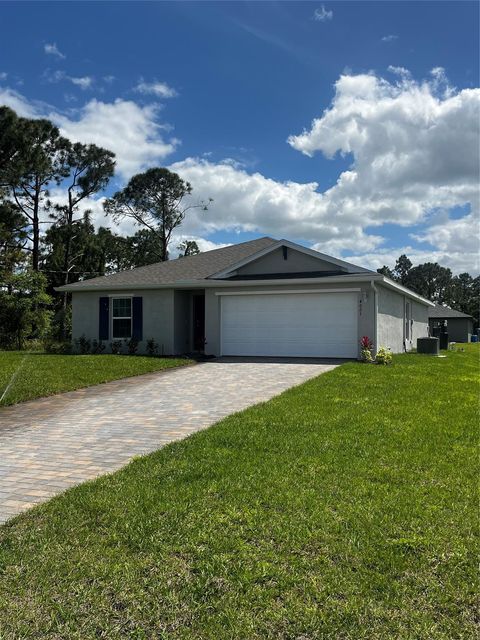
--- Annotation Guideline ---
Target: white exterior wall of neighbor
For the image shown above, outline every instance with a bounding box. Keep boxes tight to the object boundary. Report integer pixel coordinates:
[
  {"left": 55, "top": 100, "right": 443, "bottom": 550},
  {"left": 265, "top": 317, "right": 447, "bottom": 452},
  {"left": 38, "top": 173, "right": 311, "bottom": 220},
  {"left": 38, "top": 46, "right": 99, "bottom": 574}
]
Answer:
[
  {"left": 72, "top": 289, "right": 175, "bottom": 355},
  {"left": 204, "top": 281, "right": 376, "bottom": 358},
  {"left": 376, "top": 285, "right": 429, "bottom": 353}
]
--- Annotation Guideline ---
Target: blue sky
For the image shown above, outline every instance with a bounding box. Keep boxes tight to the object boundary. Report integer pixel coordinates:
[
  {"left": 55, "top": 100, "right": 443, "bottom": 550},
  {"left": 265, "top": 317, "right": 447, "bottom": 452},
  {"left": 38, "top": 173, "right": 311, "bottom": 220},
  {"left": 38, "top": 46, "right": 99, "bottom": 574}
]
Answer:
[{"left": 0, "top": 1, "right": 478, "bottom": 272}]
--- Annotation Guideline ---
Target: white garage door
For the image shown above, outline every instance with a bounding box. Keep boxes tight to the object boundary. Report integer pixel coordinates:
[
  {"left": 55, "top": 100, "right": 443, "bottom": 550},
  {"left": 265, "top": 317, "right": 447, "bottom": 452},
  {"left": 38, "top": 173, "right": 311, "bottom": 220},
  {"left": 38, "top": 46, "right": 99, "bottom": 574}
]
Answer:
[{"left": 220, "top": 292, "right": 358, "bottom": 358}]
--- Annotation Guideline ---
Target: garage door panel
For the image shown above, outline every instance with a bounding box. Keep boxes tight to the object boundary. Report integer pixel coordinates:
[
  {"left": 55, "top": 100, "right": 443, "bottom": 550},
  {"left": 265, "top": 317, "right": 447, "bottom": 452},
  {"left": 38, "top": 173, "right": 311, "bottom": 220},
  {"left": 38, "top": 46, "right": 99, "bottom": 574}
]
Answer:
[{"left": 221, "top": 292, "right": 358, "bottom": 358}]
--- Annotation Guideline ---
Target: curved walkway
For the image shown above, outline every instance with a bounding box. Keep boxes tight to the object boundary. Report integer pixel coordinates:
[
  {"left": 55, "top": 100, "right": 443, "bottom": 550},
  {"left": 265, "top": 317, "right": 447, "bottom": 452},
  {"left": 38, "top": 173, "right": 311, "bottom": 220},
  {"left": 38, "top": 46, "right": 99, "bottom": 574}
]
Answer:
[{"left": 0, "top": 358, "right": 338, "bottom": 524}]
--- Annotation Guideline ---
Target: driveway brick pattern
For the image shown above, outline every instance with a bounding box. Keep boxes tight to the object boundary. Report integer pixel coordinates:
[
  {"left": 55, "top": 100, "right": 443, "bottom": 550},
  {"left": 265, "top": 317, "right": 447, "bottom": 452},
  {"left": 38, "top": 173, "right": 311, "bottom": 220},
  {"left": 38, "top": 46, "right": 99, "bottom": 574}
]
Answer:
[{"left": 0, "top": 359, "right": 337, "bottom": 524}]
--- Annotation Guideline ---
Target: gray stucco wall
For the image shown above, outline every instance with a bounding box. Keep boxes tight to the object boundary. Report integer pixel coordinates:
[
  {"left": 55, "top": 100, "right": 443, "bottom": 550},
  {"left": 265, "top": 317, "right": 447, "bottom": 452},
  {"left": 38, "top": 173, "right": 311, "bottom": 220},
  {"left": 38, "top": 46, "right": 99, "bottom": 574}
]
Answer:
[
  {"left": 376, "top": 286, "right": 404, "bottom": 353},
  {"left": 411, "top": 300, "right": 429, "bottom": 348},
  {"left": 204, "top": 281, "right": 375, "bottom": 358},
  {"left": 72, "top": 289, "right": 175, "bottom": 355},
  {"left": 376, "top": 285, "right": 429, "bottom": 353},
  {"left": 71, "top": 280, "right": 429, "bottom": 358},
  {"left": 236, "top": 247, "right": 345, "bottom": 276}
]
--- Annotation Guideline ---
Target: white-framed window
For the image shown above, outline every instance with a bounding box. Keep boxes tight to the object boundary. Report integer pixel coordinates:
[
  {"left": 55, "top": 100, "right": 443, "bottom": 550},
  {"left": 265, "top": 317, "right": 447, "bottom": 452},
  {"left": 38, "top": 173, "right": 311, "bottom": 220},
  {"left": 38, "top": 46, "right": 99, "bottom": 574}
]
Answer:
[{"left": 112, "top": 297, "right": 132, "bottom": 339}]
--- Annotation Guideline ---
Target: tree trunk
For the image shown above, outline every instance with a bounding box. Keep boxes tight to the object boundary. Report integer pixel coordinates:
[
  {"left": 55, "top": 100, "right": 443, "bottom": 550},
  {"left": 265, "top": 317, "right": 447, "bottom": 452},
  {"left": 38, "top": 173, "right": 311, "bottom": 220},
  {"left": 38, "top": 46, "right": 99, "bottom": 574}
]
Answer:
[
  {"left": 29, "top": 180, "right": 41, "bottom": 340},
  {"left": 161, "top": 235, "right": 168, "bottom": 262},
  {"left": 60, "top": 193, "right": 74, "bottom": 339},
  {"left": 32, "top": 178, "right": 40, "bottom": 271},
  {"left": 160, "top": 196, "right": 168, "bottom": 261}
]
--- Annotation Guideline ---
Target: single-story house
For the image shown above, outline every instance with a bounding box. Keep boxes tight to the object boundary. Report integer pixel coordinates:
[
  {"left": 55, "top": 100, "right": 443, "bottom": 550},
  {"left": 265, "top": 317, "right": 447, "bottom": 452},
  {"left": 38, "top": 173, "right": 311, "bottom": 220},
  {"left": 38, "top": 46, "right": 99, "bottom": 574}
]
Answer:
[
  {"left": 57, "top": 237, "right": 434, "bottom": 359},
  {"left": 428, "top": 304, "right": 474, "bottom": 343}
]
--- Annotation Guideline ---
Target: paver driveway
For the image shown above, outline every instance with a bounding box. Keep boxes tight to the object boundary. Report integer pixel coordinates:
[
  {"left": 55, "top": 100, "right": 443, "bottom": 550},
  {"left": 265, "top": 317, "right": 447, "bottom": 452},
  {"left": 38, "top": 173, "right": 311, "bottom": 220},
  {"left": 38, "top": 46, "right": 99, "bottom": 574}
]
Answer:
[{"left": 0, "top": 359, "right": 337, "bottom": 524}]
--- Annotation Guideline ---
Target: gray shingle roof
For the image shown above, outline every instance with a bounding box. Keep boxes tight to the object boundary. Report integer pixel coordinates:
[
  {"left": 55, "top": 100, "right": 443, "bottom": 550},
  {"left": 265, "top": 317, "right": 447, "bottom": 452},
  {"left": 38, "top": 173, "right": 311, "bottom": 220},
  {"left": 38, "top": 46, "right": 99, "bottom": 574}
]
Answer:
[
  {"left": 58, "top": 236, "right": 278, "bottom": 291},
  {"left": 428, "top": 304, "right": 473, "bottom": 319}
]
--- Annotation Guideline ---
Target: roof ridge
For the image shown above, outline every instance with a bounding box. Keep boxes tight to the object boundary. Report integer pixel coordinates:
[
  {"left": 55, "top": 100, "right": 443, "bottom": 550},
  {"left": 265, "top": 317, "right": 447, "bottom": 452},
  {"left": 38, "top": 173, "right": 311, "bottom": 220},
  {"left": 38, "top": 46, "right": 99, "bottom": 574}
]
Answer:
[
  {"left": 208, "top": 236, "right": 276, "bottom": 251},
  {"left": 175, "top": 235, "right": 276, "bottom": 260},
  {"left": 429, "top": 304, "right": 473, "bottom": 318},
  {"left": 108, "top": 236, "right": 274, "bottom": 273}
]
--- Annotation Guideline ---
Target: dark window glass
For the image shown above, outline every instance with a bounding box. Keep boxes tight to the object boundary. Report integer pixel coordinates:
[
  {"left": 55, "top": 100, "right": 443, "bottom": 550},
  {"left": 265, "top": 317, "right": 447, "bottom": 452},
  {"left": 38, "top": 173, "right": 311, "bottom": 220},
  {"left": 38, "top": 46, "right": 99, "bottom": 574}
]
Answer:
[
  {"left": 113, "top": 318, "right": 131, "bottom": 339},
  {"left": 112, "top": 298, "right": 131, "bottom": 318}
]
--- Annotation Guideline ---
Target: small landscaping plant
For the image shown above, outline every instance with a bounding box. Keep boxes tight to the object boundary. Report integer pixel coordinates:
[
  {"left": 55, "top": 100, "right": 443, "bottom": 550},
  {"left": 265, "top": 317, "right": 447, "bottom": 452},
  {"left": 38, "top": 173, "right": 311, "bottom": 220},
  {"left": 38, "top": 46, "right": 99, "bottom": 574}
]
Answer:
[
  {"left": 375, "top": 345, "right": 393, "bottom": 365},
  {"left": 110, "top": 340, "right": 123, "bottom": 355},
  {"left": 360, "top": 335, "right": 374, "bottom": 363},
  {"left": 146, "top": 338, "right": 158, "bottom": 356},
  {"left": 22, "top": 339, "right": 44, "bottom": 352},
  {"left": 75, "top": 334, "right": 91, "bottom": 355},
  {"left": 127, "top": 337, "right": 139, "bottom": 355},
  {"left": 44, "top": 340, "right": 71, "bottom": 355},
  {"left": 91, "top": 339, "right": 106, "bottom": 355}
]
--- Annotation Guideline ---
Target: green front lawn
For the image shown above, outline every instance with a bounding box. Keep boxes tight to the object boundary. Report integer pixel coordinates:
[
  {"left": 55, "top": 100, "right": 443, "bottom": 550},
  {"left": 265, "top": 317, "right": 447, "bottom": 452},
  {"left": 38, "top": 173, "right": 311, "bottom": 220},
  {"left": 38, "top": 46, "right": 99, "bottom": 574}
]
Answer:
[
  {"left": 0, "top": 346, "right": 478, "bottom": 638},
  {"left": 0, "top": 351, "right": 193, "bottom": 406}
]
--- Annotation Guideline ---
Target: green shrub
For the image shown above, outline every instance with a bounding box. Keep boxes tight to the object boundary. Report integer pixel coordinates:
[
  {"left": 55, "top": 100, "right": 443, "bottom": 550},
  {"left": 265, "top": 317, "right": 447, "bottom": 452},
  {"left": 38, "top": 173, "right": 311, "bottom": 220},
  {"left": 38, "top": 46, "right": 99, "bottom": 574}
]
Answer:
[
  {"left": 75, "top": 334, "right": 91, "bottom": 355},
  {"left": 110, "top": 340, "right": 123, "bottom": 355},
  {"left": 49, "top": 307, "right": 72, "bottom": 343},
  {"left": 126, "top": 337, "right": 139, "bottom": 355},
  {"left": 23, "top": 339, "right": 44, "bottom": 352},
  {"left": 361, "top": 347, "right": 374, "bottom": 363},
  {"left": 44, "top": 340, "right": 72, "bottom": 354},
  {"left": 0, "top": 270, "right": 52, "bottom": 350},
  {"left": 146, "top": 338, "right": 158, "bottom": 356},
  {"left": 91, "top": 339, "right": 106, "bottom": 355},
  {"left": 376, "top": 346, "right": 393, "bottom": 365}
]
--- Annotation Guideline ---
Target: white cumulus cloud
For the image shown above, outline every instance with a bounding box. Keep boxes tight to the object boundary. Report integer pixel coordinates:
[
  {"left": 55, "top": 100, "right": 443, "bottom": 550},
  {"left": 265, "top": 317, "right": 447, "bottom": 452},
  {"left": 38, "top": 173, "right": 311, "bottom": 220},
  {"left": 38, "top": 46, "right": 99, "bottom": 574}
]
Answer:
[
  {"left": 0, "top": 86, "right": 44, "bottom": 118},
  {"left": 163, "top": 69, "right": 479, "bottom": 274},
  {"left": 44, "top": 43, "right": 65, "bottom": 59},
  {"left": 134, "top": 79, "right": 178, "bottom": 98},
  {"left": 381, "top": 35, "right": 398, "bottom": 43},
  {"left": 44, "top": 69, "right": 93, "bottom": 90},
  {"left": 54, "top": 99, "right": 179, "bottom": 179},
  {"left": 313, "top": 5, "right": 333, "bottom": 22},
  {"left": 286, "top": 69, "right": 479, "bottom": 269},
  {"left": 168, "top": 157, "right": 383, "bottom": 254},
  {"left": 69, "top": 76, "right": 93, "bottom": 90},
  {"left": 412, "top": 210, "right": 479, "bottom": 256}
]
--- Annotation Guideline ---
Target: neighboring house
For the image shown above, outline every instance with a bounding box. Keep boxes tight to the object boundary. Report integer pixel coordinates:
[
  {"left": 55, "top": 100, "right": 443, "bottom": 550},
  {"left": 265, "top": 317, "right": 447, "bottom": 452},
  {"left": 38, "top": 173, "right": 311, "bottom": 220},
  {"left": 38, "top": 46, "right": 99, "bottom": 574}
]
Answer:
[
  {"left": 428, "top": 305, "right": 474, "bottom": 343},
  {"left": 57, "top": 237, "right": 433, "bottom": 359}
]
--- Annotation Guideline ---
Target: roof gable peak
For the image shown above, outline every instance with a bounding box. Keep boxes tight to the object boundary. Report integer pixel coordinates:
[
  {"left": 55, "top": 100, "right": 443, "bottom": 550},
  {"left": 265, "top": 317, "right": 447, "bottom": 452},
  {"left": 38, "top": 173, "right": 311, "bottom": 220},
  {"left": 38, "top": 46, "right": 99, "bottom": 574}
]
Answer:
[{"left": 208, "top": 238, "right": 373, "bottom": 279}]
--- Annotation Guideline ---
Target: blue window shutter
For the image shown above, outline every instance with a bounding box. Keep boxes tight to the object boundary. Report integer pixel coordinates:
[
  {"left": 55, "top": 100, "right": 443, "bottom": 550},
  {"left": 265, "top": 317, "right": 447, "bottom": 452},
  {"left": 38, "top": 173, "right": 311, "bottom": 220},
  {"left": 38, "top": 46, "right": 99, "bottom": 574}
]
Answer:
[
  {"left": 99, "top": 297, "right": 109, "bottom": 341},
  {"left": 132, "top": 297, "right": 143, "bottom": 341}
]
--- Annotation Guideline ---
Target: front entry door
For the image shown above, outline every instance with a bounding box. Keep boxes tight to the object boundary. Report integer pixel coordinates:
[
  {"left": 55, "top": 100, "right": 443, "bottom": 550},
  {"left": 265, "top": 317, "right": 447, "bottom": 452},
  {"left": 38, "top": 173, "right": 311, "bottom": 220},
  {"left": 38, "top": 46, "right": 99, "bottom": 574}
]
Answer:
[{"left": 193, "top": 295, "right": 205, "bottom": 352}]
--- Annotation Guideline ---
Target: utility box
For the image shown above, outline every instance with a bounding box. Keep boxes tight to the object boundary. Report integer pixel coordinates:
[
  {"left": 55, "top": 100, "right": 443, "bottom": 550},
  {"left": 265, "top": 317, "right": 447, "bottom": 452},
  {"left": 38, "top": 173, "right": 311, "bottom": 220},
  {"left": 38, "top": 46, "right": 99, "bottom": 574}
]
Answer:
[
  {"left": 417, "top": 337, "right": 440, "bottom": 355},
  {"left": 439, "top": 332, "right": 449, "bottom": 350}
]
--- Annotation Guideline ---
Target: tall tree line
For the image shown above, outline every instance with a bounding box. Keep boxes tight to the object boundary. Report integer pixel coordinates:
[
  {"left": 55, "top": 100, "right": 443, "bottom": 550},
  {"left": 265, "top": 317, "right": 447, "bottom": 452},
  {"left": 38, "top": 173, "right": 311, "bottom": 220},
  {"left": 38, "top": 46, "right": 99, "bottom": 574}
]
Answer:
[
  {"left": 378, "top": 255, "right": 479, "bottom": 325},
  {"left": 0, "top": 106, "right": 205, "bottom": 348}
]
